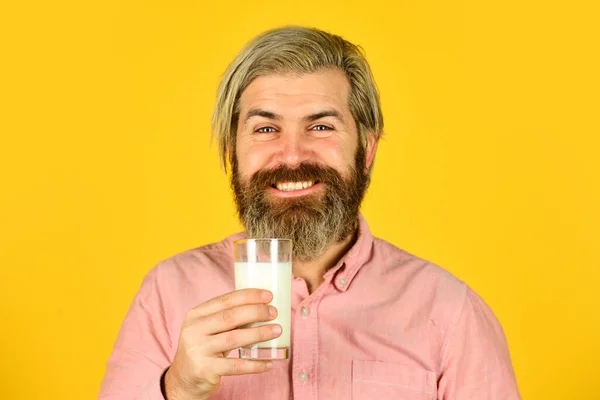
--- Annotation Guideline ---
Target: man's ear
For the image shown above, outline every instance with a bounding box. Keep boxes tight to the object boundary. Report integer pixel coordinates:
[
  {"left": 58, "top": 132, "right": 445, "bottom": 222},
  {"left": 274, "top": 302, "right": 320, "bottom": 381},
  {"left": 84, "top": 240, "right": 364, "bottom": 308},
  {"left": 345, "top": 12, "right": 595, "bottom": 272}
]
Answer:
[
  {"left": 225, "top": 141, "right": 235, "bottom": 172},
  {"left": 222, "top": 143, "right": 231, "bottom": 172},
  {"left": 364, "top": 132, "right": 378, "bottom": 174}
]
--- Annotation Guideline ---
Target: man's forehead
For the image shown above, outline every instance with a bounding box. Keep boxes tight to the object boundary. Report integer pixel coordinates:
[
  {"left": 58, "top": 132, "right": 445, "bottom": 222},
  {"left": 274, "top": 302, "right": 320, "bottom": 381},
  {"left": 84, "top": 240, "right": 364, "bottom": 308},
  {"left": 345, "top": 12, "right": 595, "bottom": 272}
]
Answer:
[{"left": 238, "top": 69, "right": 351, "bottom": 115}]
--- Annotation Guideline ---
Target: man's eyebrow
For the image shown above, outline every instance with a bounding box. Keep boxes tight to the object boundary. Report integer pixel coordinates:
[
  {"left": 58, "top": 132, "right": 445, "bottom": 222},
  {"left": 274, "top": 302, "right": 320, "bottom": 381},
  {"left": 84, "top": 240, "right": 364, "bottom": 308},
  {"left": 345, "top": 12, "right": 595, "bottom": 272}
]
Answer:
[
  {"left": 303, "top": 110, "right": 345, "bottom": 124},
  {"left": 243, "top": 108, "right": 282, "bottom": 124},
  {"left": 242, "top": 108, "right": 346, "bottom": 125}
]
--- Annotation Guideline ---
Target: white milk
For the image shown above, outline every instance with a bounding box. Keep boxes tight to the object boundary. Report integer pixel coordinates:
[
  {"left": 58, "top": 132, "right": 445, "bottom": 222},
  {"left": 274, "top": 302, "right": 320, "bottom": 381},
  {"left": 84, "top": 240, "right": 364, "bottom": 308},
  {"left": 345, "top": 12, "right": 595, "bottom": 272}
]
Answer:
[{"left": 234, "top": 261, "right": 292, "bottom": 348}]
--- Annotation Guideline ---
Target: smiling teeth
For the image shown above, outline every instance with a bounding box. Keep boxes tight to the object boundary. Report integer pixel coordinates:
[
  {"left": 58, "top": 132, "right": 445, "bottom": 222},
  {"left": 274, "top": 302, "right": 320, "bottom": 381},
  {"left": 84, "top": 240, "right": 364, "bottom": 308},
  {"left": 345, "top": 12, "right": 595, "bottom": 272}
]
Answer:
[{"left": 276, "top": 181, "right": 315, "bottom": 191}]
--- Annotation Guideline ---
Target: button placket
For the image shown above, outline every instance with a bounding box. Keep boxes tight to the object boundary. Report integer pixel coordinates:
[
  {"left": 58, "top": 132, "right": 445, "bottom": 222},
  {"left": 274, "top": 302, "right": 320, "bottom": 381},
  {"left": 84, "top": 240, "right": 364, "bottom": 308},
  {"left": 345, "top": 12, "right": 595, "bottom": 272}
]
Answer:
[
  {"left": 292, "top": 292, "right": 325, "bottom": 399},
  {"left": 295, "top": 304, "right": 311, "bottom": 387}
]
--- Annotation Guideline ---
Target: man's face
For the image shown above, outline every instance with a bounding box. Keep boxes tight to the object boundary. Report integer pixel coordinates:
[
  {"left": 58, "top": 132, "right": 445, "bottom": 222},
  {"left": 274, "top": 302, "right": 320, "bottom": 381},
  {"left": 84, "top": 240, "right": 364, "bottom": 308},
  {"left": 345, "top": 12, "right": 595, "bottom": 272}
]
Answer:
[{"left": 231, "top": 68, "right": 376, "bottom": 261}]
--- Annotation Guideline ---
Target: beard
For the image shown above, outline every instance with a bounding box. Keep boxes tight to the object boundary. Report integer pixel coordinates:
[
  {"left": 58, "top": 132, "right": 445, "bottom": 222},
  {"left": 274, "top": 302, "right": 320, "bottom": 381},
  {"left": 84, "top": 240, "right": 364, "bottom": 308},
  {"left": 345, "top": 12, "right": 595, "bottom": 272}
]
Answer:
[{"left": 231, "top": 146, "right": 370, "bottom": 262}]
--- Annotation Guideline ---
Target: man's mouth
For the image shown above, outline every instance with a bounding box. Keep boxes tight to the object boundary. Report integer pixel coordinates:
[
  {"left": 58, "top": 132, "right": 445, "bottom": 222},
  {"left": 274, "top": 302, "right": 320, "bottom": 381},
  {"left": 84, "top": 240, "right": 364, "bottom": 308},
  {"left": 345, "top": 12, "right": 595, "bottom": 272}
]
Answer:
[{"left": 271, "top": 180, "right": 320, "bottom": 192}]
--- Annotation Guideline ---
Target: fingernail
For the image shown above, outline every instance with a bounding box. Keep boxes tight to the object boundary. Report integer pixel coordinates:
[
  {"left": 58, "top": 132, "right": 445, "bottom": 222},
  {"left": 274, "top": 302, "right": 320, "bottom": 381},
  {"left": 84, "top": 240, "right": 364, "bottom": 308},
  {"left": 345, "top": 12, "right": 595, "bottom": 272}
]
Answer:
[
  {"left": 272, "top": 325, "right": 282, "bottom": 335},
  {"left": 262, "top": 290, "right": 272, "bottom": 301},
  {"left": 266, "top": 361, "right": 274, "bottom": 369},
  {"left": 269, "top": 306, "right": 277, "bottom": 317}
]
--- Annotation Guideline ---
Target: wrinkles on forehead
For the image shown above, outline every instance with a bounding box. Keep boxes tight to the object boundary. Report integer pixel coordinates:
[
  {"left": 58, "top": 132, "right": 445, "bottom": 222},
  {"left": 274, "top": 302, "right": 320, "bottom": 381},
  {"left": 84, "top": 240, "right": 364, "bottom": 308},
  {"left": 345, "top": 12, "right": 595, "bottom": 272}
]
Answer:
[{"left": 236, "top": 69, "right": 354, "bottom": 130}]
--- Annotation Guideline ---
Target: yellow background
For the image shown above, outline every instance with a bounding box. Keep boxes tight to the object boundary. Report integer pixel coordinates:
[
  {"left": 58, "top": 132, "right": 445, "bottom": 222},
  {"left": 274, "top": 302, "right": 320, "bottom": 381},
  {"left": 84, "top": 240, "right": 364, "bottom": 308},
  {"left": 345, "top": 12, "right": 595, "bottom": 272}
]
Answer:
[{"left": 1, "top": 1, "right": 598, "bottom": 399}]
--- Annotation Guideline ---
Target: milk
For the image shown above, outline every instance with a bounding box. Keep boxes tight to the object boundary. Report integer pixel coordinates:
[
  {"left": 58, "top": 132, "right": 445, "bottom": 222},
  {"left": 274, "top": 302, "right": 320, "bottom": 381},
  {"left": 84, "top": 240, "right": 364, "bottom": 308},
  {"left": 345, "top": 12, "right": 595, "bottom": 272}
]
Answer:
[{"left": 234, "top": 261, "right": 292, "bottom": 348}]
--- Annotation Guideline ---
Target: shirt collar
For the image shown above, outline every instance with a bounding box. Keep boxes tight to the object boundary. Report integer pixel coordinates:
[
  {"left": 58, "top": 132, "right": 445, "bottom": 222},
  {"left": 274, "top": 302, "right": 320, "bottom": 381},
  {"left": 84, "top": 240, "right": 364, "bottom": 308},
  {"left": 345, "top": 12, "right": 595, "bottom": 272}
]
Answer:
[{"left": 323, "top": 213, "right": 374, "bottom": 292}]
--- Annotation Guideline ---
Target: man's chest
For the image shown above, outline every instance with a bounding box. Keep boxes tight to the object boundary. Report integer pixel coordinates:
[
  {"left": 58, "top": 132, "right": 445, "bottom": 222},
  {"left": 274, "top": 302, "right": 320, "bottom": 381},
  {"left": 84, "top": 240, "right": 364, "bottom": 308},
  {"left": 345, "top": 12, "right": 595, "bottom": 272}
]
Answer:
[{"left": 213, "top": 300, "right": 443, "bottom": 400}]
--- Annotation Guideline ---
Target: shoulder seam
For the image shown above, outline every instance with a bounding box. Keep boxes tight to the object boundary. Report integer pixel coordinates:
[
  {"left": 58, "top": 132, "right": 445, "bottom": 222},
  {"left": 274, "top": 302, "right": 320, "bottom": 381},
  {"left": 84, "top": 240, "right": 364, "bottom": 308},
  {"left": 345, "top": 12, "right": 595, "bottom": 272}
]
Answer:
[{"left": 436, "top": 282, "right": 468, "bottom": 374}]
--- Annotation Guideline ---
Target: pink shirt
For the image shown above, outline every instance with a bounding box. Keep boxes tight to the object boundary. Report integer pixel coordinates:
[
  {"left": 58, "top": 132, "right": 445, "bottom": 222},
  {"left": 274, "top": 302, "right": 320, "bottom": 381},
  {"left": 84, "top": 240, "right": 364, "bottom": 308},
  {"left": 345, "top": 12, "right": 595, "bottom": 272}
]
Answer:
[{"left": 99, "top": 215, "right": 520, "bottom": 399}]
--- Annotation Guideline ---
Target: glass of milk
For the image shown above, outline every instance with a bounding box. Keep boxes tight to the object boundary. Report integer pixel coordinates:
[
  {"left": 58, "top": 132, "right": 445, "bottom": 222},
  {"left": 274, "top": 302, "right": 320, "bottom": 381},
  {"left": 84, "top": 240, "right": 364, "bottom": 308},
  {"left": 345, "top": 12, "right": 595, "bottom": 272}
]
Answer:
[{"left": 233, "top": 238, "right": 292, "bottom": 360}]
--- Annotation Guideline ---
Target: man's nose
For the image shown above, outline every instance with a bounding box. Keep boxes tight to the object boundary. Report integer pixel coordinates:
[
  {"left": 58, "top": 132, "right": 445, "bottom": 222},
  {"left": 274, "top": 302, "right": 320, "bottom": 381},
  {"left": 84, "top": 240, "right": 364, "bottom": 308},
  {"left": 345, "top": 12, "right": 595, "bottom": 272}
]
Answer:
[{"left": 277, "top": 130, "right": 312, "bottom": 167}]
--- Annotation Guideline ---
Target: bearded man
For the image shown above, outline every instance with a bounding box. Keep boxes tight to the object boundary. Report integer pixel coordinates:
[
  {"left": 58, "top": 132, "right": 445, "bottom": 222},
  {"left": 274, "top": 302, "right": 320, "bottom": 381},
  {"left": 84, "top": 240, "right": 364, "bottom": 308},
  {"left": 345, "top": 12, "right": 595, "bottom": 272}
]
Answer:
[{"left": 99, "top": 26, "right": 521, "bottom": 400}]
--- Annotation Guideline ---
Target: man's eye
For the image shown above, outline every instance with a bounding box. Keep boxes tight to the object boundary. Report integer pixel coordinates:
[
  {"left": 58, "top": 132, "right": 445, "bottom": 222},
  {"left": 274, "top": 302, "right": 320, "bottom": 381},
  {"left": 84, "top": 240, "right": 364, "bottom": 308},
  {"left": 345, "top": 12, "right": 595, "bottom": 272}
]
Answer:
[
  {"left": 312, "top": 125, "right": 332, "bottom": 131},
  {"left": 256, "top": 127, "right": 276, "bottom": 134}
]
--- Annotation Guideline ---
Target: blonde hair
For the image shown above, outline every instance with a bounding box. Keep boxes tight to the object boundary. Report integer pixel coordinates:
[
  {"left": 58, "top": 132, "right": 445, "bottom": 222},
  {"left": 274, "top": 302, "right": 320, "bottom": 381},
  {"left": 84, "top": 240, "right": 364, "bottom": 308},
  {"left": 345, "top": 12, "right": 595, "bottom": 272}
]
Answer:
[{"left": 212, "top": 26, "right": 384, "bottom": 171}]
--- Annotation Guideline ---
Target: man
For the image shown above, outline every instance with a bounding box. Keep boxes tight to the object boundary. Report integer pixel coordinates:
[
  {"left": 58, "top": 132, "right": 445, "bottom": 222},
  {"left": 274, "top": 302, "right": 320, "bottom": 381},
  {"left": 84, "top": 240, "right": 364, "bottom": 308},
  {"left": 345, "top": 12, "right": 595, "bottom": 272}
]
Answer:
[{"left": 99, "top": 26, "right": 521, "bottom": 399}]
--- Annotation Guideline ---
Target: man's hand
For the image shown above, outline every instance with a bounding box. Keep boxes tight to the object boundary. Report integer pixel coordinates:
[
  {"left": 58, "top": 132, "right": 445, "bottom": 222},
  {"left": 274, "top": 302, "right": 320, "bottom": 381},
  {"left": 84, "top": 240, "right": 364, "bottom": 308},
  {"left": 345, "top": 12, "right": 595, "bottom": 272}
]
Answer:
[{"left": 164, "top": 289, "right": 281, "bottom": 400}]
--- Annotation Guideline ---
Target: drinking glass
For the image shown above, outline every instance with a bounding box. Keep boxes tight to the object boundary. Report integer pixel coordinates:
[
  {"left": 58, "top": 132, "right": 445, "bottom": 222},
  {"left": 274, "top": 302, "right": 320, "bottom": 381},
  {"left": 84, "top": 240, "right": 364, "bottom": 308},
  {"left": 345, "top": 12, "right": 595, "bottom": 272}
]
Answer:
[{"left": 233, "top": 238, "right": 292, "bottom": 360}]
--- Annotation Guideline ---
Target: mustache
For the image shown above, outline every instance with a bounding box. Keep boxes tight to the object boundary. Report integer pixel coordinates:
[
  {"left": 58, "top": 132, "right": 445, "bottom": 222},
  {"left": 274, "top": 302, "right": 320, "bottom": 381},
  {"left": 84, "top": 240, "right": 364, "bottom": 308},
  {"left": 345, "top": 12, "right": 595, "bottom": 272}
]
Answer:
[{"left": 248, "top": 163, "right": 344, "bottom": 187}]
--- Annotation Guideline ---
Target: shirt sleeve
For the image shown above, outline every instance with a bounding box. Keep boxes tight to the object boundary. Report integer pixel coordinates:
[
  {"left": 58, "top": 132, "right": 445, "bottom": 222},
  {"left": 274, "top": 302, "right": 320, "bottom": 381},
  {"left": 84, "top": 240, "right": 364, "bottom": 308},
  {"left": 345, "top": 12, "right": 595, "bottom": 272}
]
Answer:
[
  {"left": 98, "top": 266, "right": 172, "bottom": 400},
  {"left": 437, "top": 287, "right": 521, "bottom": 399}
]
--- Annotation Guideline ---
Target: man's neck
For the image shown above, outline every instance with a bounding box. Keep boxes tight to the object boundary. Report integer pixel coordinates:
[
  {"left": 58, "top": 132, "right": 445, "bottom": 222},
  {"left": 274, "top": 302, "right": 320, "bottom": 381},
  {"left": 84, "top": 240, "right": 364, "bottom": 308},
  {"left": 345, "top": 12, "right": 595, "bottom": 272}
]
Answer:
[{"left": 293, "top": 230, "right": 358, "bottom": 294}]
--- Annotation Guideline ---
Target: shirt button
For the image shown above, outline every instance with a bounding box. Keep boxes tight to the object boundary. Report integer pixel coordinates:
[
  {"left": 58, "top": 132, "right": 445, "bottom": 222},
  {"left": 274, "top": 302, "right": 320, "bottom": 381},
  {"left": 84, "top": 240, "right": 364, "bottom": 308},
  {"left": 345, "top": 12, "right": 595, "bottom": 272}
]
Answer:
[
  {"left": 298, "top": 370, "right": 308, "bottom": 382},
  {"left": 338, "top": 277, "right": 347, "bottom": 287},
  {"left": 300, "top": 306, "right": 310, "bottom": 318}
]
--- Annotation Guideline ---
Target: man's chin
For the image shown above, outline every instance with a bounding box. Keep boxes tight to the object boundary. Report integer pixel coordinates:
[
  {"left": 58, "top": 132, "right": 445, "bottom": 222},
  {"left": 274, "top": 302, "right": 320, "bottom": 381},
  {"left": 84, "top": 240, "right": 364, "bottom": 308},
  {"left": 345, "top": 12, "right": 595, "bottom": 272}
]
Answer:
[{"left": 266, "top": 204, "right": 324, "bottom": 223}]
